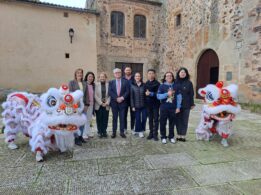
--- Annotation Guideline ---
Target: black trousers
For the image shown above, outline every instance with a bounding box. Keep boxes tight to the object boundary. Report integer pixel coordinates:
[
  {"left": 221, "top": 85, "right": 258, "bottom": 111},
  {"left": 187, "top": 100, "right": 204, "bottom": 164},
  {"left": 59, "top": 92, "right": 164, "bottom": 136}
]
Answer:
[
  {"left": 160, "top": 107, "right": 176, "bottom": 139},
  {"left": 176, "top": 108, "right": 190, "bottom": 136},
  {"left": 147, "top": 106, "right": 159, "bottom": 137},
  {"left": 95, "top": 107, "right": 109, "bottom": 135},
  {"left": 112, "top": 105, "right": 126, "bottom": 133},
  {"left": 124, "top": 104, "right": 135, "bottom": 130}
]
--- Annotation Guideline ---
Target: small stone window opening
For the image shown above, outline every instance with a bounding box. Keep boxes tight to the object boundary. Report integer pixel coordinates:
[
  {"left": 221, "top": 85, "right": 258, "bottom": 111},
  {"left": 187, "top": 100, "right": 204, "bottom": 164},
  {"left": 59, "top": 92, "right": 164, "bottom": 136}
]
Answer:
[
  {"left": 65, "top": 53, "right": 70, "bottom": 58},
  {"left": 64, "top": 12, "right": 69, "bottom": 17},
  {"left": 134, "top": 15, "right": 146, "bottom": 38},
  {"left": 176, "top": 14, "right": 182, "bottom": 27},
  {"left": 111, "top": 11, "right": 125, "bottom": 36}
]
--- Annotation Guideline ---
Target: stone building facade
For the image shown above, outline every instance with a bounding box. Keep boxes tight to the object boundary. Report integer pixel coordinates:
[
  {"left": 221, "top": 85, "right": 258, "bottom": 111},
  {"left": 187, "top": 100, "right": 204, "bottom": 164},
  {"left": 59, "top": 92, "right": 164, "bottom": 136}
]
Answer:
[
  {"left": 87, "top": 0, "right": 162, "bottom": 78},
  {"left": 86, "top": 0, "right": 261, "bottom": 103},
  {"left": 0, "top": 0, "right": 260, "bottom": 102}
]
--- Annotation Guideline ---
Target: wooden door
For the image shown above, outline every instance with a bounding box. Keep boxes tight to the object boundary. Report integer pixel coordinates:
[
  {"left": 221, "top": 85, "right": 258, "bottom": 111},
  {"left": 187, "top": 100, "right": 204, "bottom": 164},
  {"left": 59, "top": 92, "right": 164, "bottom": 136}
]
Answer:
[{"left": 196, "top": 49, "right": 219, "bottom": 98}]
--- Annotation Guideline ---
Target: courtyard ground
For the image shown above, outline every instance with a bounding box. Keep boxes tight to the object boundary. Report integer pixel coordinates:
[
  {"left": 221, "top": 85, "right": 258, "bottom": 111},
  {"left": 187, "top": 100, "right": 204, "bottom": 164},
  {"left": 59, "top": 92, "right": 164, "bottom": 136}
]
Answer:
[{"left": 0, "top": 104, "right": 260, "bottom": 194}]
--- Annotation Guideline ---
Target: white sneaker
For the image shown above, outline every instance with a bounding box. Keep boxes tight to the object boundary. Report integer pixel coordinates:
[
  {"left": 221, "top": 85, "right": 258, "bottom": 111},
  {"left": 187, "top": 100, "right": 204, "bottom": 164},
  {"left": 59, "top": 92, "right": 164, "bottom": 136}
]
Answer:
[
  {"left": 161, "top": 138, "right": 167, "bottom": 144},
  {"left": 36, "top": 151, "right": 43, "bottom": 162},
  {"left": 221, "top": 139, "right": 229, "bottom": 147},
  {"left": 8, "top": 142, "right": 18, "bottom": 150},
  {"left": 170, "top": 138, "right": 176, "bottom": 144},
  {"left": 139, "top": 132, "right": 144, "bottom": 138}
]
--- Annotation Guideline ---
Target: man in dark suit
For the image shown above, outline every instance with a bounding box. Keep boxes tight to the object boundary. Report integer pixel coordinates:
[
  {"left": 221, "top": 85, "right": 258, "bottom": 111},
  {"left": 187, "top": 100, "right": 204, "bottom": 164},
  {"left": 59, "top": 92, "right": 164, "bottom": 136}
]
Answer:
[{"left": 109, "top": 68, "right": 130, "bottom": 138}]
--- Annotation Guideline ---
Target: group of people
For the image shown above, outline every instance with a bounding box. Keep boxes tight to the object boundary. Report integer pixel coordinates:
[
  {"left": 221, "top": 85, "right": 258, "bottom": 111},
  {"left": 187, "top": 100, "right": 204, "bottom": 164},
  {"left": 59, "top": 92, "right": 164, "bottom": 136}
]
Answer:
[{"left": 69, "top": 66, "right": 195, "bottom": 145}]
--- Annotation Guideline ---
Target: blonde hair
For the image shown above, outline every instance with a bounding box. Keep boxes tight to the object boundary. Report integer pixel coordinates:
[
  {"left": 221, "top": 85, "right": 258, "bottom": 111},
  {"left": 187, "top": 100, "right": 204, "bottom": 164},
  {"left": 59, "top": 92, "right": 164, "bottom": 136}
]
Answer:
[
  {"left": 99, "top": 72, "right": 107, "bottom": 79},
  {"left": 74, "top": 68, "right": 83, "bottom": 81}
]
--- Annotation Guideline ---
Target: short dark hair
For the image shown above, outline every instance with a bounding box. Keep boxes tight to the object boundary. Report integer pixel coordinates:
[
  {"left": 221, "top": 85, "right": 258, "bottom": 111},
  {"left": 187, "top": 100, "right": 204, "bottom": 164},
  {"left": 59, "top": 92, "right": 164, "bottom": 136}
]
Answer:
[
  {"left": 84, "top": 71, "right": 95, "bottom": 85},
  {"left": 176, "top": 67, "right": 190, "bottom": 81},
  {"left": 124, "top": 66, "right": 132, "bottom": 71},
  {"left": 147, "top": 69, "right": 156, "bottom": 73},
  {"left": 162, "top": 71, "right": 175, "bottom": 83}
]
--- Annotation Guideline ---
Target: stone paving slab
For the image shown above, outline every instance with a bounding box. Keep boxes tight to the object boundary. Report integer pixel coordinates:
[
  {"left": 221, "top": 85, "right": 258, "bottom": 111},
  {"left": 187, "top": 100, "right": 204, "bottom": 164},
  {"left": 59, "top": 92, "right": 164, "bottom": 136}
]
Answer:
[
  {"left": 98, "top": 156, "right": 153, "bottom": 175},
  {"left": 0, "top": 163, "right": 42, "bottom": 187},
  {"left": 0, "top": 185, "right": 66, "bottom": 195},
  {"left": 129, "top": 169, "right": 198, "bottom": 194},
  {"left": 184, "top": 159, "right": 261, "bottom": 185},
  {"left": 144, "top": 152, "right": 199, "bottom": 169},
  {"left": 232, "top": 179, "right": 261, "bottom": 195},
  {"left": 68, "top": 172, "right": 134, "bottom": 195},
  {"left": 73, "top": 146, "right": 120, "bottom": 160},
  {"left": 171, "top": 184, "right": 242, "bottom": 195}
]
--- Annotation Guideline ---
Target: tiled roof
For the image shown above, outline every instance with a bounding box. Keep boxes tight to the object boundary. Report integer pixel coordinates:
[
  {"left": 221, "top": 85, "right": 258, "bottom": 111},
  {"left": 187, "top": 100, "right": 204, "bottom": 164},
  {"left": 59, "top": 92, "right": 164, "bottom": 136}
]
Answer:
[{"left": 9, "top": 0, "right": 99, "bottom": 15}]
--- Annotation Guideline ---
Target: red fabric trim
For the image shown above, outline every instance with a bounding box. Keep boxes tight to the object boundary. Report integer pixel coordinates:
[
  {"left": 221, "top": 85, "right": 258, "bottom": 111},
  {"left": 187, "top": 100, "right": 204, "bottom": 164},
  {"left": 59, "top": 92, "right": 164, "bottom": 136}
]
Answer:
[
  {"left": 36, "top": 147, "right": 42, "bottom": 152},
  {"left": 50, "top": 135, "right": 55, "bottom": 144},
  {"left": 221, "top": 133, "right": 229, "bottom": 139},
  {"left": 11, "top": 94, "right": 29, "bottom": 105},
  {"left": 209, "top": 127, "right": 217, "bottom": 134}
]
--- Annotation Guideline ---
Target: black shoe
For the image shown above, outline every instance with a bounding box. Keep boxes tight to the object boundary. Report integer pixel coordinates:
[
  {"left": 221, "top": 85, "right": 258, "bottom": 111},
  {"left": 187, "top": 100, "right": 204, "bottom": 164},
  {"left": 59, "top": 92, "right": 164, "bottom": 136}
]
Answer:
[
  {"left": 111, "top": 133, "right": 116, "bottom": 139},
  {"left": 153, "top": 136, "right": 159, "bottom": 141},
  {"left": 176, "top": 138, "right": 181, "bottom": 141},
  {"left": 147, "top": 134, "right": 153, "bottom": 140},
  {"left": 79, "top": 136, "right": 87, "bottom": 143},
  {"left": 120, "top": 133, "right": 126, "bottom": 138},
  {"left": 75, "top": 137, "right": 82, "bottom": 146},
  {"left": 180, "top": 138, "right": 186, "bottom": 142}
]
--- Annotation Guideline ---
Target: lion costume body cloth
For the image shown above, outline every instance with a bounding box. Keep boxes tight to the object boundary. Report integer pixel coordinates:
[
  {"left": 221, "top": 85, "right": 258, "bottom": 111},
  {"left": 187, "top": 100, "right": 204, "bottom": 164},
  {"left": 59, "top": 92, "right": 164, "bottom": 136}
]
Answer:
[
  {"left": 2, "top": 85, "right": 85, "bottom": 161},
  {"left": 195, "top": 81, "right": 241, "bottom": 147}
]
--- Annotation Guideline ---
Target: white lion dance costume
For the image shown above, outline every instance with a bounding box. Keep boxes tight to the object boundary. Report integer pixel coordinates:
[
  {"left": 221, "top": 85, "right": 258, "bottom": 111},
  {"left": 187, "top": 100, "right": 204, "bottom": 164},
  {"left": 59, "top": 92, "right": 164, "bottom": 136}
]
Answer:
[
  {"left": 2, "top": 85, "right": 85, "bottom": 162},
  {"left": 29, "top": 85, "right": 85, "bottom": 162},
  {"left": 1, "top": 92, "right": 41, "bottom": 149},
  {"left": 195, "top": 81, "right": 241, "bottom": 147}
]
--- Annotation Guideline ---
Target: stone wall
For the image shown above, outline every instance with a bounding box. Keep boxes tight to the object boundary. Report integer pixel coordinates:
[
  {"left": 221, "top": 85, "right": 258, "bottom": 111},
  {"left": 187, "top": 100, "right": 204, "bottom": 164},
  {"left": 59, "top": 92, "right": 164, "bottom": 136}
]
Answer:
[
  {"left": 92, "top": 0, "right": 162, "bottom": 79},
  {"left": 159, "top": 0, "right": 261, "bottom": 103}
]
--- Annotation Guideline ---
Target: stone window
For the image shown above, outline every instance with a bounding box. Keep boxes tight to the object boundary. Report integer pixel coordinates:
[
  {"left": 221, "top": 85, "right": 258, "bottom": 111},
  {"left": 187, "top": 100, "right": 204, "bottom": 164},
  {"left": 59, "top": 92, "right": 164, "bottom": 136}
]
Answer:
[
  {"left": 226, "top": 72, "right": 232, "bottom": 81},
  {"left": 134, "top": 15, "right": 146, "bottom": 38},
  {"left": 65, "top": 53, "right": 70, "bottom": 58},
  {"left": 176, "top": 14, "right": 181, "bottom": 27},
  {"left": 111, "top": 11, "right": 125, "bottom": 36}
]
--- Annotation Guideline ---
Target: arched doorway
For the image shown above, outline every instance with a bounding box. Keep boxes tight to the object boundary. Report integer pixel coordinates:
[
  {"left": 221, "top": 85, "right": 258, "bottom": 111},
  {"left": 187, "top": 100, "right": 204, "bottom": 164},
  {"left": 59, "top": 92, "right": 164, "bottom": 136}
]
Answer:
[{"left": 196, "top": 49, "right": 219, "bottom": 98}]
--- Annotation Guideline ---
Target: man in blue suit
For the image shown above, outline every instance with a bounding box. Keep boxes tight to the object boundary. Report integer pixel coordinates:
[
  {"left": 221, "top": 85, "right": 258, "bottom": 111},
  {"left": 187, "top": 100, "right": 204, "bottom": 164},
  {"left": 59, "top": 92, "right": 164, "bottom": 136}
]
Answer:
[{"left": 109, "top": 68, "right": 130, "bottom": 138}]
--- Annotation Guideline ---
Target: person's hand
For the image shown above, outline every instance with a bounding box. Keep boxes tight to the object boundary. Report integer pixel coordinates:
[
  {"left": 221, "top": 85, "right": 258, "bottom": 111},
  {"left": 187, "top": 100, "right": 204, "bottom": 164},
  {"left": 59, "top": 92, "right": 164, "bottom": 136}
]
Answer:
[
  {"left": 116, "top": 97, "right": 121, "bottom": 103},
  {"left": 102, "top": 103, "right": 106, "bottom": 107},
  {"left": 117, "top": 97, "right": 124, "bottom": 103},
  {"left": 175, "top": 108, "right": 180, "bottom": 114},
  {"left": 191, "top": 105, "right": 195, "bottom": 110},
  {"left": 132, "top": 108, "right": 135, "bottom": 112},
  {"left": 145, "top": 90, "right": 150, "bottom": 96},
  {"left": 168, "top": 89, "right": 173, "bottom": 97}
]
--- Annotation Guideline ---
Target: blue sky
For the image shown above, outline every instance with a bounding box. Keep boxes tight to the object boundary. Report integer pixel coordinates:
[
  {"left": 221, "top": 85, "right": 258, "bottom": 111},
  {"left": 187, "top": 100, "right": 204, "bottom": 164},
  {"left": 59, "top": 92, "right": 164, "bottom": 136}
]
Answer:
[{"left": 41, "top": 0, "right": 86, "bottom": 8}]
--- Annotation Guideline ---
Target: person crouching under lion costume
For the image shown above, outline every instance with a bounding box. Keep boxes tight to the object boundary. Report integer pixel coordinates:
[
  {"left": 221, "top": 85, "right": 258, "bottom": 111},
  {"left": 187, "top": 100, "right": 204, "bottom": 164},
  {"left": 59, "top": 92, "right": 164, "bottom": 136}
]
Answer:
[
  {"left": 29, "top": 85, "right": 86, "bottom": 162},
  {"left": 195, "top": 81, "right": 241, "bottom": 147}
]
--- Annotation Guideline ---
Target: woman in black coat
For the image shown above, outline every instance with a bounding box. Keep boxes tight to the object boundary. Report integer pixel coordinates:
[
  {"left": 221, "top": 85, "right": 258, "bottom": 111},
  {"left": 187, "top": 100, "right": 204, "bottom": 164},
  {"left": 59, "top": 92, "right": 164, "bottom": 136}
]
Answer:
[
  {"left": 130, "top": 72, "right": 147, "bottom": 138},
  {"left": 175, "top": 67, "right": 195, "bottom": 142}
]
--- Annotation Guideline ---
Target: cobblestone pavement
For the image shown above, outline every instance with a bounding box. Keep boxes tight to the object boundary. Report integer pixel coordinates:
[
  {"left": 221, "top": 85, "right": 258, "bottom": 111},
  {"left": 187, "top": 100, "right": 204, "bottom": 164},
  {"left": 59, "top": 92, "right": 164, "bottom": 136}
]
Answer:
[{"left": 0, "top": 105, "right": 260, "bottom": 195}]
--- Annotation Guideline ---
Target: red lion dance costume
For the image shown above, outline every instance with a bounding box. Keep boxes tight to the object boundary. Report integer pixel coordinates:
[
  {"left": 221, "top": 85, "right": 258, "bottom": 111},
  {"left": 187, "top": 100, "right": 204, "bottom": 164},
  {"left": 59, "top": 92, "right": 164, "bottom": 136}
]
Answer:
[{"left": 195, "top": 81, "right": 241, "bottom": 147}]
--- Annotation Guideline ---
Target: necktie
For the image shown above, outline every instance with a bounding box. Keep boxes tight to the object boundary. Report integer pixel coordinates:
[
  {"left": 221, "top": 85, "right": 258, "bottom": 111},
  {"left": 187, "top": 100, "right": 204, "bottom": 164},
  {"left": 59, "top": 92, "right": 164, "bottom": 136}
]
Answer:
[{"left": 117, "top": 80, "right": 121, "bottom": 96}]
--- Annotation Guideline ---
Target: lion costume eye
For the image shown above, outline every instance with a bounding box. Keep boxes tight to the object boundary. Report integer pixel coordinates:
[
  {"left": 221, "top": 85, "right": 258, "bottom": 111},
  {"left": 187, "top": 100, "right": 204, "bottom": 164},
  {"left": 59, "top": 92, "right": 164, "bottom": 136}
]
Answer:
[{"left": 47, "top": 96, "right": 57, "bottom": 107}]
